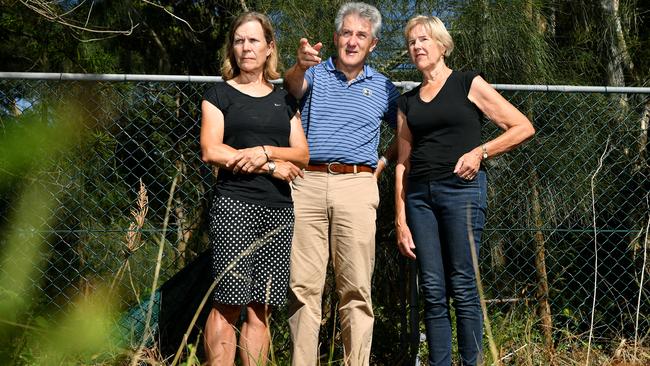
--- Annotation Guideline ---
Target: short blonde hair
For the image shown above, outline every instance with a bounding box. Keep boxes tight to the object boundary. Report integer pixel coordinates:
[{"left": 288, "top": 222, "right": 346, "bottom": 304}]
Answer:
[
  {"left": 221, "top": 12, "right": 280, "bottom": 81},
  {"left": 404, "top": 15, "right": 454, "bottom": 57}
]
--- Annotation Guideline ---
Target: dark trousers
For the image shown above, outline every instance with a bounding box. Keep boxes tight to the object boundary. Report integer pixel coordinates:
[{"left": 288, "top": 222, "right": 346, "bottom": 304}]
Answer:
[{"left": 406, "top": 171, "right": 487, "bottom": 366}]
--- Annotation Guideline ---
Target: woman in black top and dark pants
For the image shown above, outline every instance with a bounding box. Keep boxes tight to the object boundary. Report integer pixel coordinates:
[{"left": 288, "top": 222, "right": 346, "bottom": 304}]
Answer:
[
  {"left": 394, "top": 16, "right": 535, "bottom": 366},
  {"left": 200, "top": 12, "right": 308, "bottom": 366}
]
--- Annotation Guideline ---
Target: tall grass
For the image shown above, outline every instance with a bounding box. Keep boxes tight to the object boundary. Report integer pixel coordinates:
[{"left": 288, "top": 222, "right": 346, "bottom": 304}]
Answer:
[
  {"left": 1, "top": 102, "right": 648, "bottom": 365},
  {"left": 0, "top": 103, "right": 122, "bottom": 364}
]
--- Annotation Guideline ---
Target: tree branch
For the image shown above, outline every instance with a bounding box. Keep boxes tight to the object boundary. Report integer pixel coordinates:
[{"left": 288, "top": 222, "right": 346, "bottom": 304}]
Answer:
[
  {"left": 586, "top": 137, "right": 613, "bottom": 366},
  {"left": 21, "top": 0, "right": 139, "bottom": 35},
  {"left": 141, "top": 0, "right": 196, "bottom": 32}
]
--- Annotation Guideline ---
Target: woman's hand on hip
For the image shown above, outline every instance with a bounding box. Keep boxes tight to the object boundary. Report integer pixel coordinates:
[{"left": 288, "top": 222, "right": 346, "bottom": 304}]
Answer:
[
  {"left": 453, "top": 148, "right": 482, "bottom": 180},
  {"left": 396, "top": 223, "right": 417, "bottom": 260}
]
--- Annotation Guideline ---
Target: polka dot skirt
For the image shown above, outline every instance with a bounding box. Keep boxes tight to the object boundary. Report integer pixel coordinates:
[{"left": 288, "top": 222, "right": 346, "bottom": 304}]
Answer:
[{"left": 209, "top": 195, "right": 294, "bottom": 306}]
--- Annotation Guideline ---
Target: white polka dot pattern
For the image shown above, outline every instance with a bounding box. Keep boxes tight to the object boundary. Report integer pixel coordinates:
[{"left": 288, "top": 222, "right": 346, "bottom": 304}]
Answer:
[{"left": 209, "top": 195, "right": 294, "bottom": 306}]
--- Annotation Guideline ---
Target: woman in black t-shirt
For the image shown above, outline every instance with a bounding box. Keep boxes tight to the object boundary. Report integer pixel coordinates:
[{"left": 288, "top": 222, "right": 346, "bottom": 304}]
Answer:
[
  {"left": 200, "top": 12, "right": 308, "bottom": 366},
  {"left": 394, "top": 16, "right": 535, "bottom": 366}
]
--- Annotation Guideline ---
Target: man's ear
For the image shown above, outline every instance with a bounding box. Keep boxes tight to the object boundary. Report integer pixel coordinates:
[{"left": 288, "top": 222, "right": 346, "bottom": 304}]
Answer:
[{"left": 369, "top": 37, "right": 379, "bottom": 52}]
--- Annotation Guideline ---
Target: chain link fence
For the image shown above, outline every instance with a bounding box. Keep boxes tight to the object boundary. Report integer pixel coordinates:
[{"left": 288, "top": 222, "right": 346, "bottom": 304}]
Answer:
[{"left": 1, "top": 74, "right": 648, "bottom": 361}]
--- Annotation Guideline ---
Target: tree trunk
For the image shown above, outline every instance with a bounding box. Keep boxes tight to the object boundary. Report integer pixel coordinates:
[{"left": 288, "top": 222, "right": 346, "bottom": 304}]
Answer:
[
  {"left": 600, "top": 0, "right": 635, "bottom": 86},
  {"left": 479, "top": 0, "right": 489, "bottom": 71},
  {"left": 529, "top": 167, "right": 555, "bottom": 357},
  {"left": 523, "top": 3, "right": 555, "bottom": 357},
  {"left": 636, "top": 100, "right": 649, "bottom": 173},
  {"left": 147, "top": 26, "right": 171, "bottom": 74},
  {"left": 173, "top": 93, "right": 189, "bottom": 268},
  {"left": 174, "top": 158, "right": 190, "bottom": 268},
  {"left": 548, "top": 4, "right": 556, "bottom": 37}
]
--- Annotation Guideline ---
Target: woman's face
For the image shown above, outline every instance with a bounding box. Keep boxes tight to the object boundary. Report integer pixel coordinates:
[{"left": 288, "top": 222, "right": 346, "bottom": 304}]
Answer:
[
  {"left": 407, "top": 24, "right": 446, "bottom": 71},
  {"left": 232, "top": 20, "right": 273, "bottom": 73}
]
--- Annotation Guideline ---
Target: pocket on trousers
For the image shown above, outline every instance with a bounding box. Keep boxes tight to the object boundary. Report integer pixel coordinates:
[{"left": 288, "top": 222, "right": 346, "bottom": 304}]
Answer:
[
  {"left": 371, "top": 175, "right": 380, "bottom": 209},
  {"left": 290, "top": 174, "right": 304, "bottom": 191},
  {"left": 452, "top": 173, "right": 479, "bottom": 187}
]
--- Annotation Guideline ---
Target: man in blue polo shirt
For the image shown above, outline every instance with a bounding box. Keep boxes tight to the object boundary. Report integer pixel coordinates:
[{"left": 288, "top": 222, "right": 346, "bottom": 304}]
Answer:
[{"left": 284, "top": 2, "right": 399, "bottom": 365}]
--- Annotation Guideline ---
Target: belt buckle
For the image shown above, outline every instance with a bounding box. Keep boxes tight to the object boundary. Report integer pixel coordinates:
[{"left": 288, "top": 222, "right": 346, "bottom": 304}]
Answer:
[{"left": 327, "top": 162, "right": 342, "bottom": 174}]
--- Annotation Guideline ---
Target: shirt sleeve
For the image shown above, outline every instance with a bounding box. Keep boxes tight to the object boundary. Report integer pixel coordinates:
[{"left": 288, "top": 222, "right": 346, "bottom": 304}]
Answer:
[
  {"left": 304, "top": 65, "right": 316, "bottom": 90},
  {"left": 383, "top": 81, "right": 400, "bottom": 129},
  {"left": 202, "top": 84, "right": 223, "bottom": 109},
  {"left": 397, "top": 93, "right": 407, "bottom": 117},
  {"left": 463, "top": 70, "right": 484, "bottom": 96},
  {"left": 298, "top": 65, "right": 318, "bottom": 111},
  {"left": 283, "top": 90, "right": 299, "bottom": 118}
]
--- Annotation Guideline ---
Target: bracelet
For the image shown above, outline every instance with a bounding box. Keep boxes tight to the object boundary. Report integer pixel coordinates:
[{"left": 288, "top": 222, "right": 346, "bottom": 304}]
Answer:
[
  {"left": 261, "top": 145, "right": 270, "bottom": 162},
  {"left": 379, "top": 156, "right": 389, "bottom": 166}
]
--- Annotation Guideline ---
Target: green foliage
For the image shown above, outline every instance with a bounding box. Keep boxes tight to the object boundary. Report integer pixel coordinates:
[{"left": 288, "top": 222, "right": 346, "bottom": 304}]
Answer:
[
  {"left": 0, "top": 0, "right": 241, "bottom": 74},
  {"left": 0, "top": 105, "right": 123, "bottom": 365},
  {"left": 451, "top": 0, "right": 554, "bottom": 84},
  {"left": 179, "top": 342, "right": 201, "bottom": 366},
  {"left": 1, "top": 0, "right": 648, "bottom": 85},
  {"left": 260, "top": 0, "right": 344, "bottom": 71}
]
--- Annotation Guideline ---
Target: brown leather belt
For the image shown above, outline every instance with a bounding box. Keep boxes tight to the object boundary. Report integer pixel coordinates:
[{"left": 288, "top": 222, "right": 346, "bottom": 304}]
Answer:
[{"left": 306, "top": 162, "right": 374, "bottom": 174}]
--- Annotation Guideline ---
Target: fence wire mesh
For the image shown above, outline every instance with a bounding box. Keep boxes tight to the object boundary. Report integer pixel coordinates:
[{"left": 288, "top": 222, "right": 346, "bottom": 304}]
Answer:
[{"left": 0, "top": 76, "right": 648, "bottom": 357}]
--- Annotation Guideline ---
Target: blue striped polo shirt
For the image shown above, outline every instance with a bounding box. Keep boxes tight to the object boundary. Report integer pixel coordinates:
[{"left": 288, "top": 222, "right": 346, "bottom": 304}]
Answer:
[{"left": 301, "top": 57, "right": 399, "bottom": 167}]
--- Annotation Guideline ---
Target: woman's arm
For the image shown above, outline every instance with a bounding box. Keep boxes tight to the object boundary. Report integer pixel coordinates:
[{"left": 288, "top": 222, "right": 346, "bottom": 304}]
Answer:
[
  {"left": 263, "top": 112, "right": 309, "bottom": 168},
  {"left": 200, "top": 100, "right": 238, "bottom": 167},
  {"left": 395, "top": 108, "right": 416, "bottom": 260},
  {"left": 374, "top": 139, "right": 397, "bottom": 179},
  {"left": 201, "top": 98, "right": 307, "bottom": 184},
  {"left": 453, "top": 76, "right": 536, "bottom": 179},
  {"left": 227, "top": 111, "right": 309, "bottom": 174},
  {"left": 256, "top": 112, "right": 309, "bottom": 182}
]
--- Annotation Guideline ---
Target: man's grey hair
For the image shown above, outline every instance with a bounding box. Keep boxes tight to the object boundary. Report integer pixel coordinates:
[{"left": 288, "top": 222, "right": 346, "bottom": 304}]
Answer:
[{"left": 335, "top": 2, "right": 382, "bottom": 38}]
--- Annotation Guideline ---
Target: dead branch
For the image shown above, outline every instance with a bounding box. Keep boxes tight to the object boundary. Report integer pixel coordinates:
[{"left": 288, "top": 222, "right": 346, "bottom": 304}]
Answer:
[
  {"left": 84, "top": 0, "right": 93, "bottom": 28},
  {"left": 21, "top": 0, "right": 139, "bottom": 35},
  {"left": 586, "top": 137, "right": 613, "bottom": 366},
  {"left": 141, "top": 0, "right": 196, "bottom": 32}
]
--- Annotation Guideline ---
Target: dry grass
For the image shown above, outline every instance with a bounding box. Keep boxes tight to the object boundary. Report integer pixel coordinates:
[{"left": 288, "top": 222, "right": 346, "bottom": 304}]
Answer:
[
  {"left": 110, "top": 179, "right": 149, "bottom": 296},
  {"left": 485, "top": 324, "right": 650, "bottom": 366}
]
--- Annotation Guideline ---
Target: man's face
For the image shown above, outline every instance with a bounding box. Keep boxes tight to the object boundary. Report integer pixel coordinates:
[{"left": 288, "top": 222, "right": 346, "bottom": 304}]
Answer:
[{"left": 333, "top": 14, "right": 378, "bottom": 71}]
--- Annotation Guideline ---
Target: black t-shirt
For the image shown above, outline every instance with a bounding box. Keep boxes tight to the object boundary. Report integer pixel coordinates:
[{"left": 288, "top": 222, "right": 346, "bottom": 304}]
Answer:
[
  {"left": 203, "top": 82, "right": 298, "bottom": 207},
  {"left": 397, "top": 70, "right": 484, "bottom": 181}
]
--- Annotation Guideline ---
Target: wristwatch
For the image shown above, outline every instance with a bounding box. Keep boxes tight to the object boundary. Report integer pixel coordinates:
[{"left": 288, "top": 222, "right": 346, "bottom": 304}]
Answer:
[
  {"left": 267, "top": 160, "right": 276, "bottom": 175},
  {"left": 481, "top": 144, "right": 488, "bottom": 160}
]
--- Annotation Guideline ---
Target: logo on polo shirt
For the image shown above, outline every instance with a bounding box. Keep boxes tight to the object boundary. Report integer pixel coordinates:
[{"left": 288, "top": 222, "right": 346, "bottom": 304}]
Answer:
[
  {"left": 274, "top": 103, "right": 282, "bottom": 106},
  {"left": 362, "top": 88, "right": 372, "bottom": 97}
]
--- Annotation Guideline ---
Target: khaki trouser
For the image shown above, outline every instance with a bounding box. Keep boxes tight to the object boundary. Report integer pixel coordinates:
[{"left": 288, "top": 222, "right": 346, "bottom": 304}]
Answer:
[{"left": 288, "top": 170, "right": 379, "bottom": 366}]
